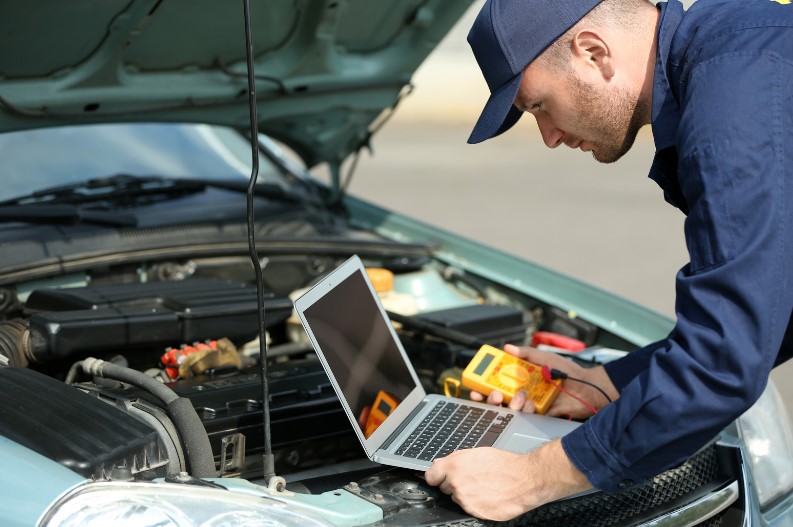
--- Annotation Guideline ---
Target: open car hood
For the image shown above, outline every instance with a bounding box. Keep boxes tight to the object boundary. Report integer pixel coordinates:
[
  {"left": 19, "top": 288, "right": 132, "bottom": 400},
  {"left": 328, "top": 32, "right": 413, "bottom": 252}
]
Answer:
[{"left": 0, "top": 0, "right": 471, "bottom": 167}]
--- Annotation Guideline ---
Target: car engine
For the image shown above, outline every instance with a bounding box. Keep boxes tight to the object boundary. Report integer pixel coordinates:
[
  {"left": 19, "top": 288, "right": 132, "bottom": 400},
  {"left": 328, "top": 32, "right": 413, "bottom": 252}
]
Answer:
[{"left": 0, "top": 255, "right": 548, "bottom": 482}]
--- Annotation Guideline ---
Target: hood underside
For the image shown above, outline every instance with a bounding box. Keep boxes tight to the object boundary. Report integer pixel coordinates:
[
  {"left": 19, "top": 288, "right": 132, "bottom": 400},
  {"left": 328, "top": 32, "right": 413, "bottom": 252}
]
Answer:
[{"left": 0, "top": 0, "right": 472, "bottom": 167}]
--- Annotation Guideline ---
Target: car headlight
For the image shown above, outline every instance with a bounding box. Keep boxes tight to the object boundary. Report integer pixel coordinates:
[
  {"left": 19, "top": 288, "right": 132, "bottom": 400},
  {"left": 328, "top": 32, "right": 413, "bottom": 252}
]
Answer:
[
  {"left": 737, "top": 380, "right": 793, "bottom": 508},
  {"left": 41, "top": 481, "right": 334, "bottom": 527}
]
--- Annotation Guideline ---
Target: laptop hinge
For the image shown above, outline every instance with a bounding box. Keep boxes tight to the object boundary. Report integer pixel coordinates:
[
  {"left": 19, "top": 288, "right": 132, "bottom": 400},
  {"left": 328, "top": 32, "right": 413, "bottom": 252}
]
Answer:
[{"left": 381, "top": 400, "right": 427, "bottom": 450}]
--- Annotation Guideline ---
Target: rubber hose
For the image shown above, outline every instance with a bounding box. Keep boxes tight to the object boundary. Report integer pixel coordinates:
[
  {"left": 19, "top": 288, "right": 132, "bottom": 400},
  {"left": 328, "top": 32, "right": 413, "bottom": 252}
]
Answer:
[
  {"left": 82, "top": 358, "right": 218, "bottom": 478},
  {"left": 83, "top": 357, "right": 179, "bottom": 405},
  {"left": 166, "top": 398, "right": 219, "bottom": 479},
  {"left": 442, "top": 267, "right": 489, "bottom": 303}
]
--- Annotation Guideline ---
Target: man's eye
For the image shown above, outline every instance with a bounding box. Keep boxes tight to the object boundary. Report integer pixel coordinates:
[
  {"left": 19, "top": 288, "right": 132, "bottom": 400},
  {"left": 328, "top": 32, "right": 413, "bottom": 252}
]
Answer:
[
  {"left": 517, "top": 101, "right": 540, "bottom": 113},
  {"left": 529, "top": 103, "right": 541, "bottom": 112}
]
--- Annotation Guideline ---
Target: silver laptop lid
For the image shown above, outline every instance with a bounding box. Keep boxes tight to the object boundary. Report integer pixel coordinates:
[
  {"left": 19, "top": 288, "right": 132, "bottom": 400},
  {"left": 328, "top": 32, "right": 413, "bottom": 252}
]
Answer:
[{"left": 293, "top": 255, "right": 428, "bottom": 459}]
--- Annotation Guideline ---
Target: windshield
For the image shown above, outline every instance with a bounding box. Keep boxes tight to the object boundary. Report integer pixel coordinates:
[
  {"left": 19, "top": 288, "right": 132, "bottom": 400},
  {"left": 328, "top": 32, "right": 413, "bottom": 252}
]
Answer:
[{"left": 0, "top": 123, "right": 291, "bottom": 202}]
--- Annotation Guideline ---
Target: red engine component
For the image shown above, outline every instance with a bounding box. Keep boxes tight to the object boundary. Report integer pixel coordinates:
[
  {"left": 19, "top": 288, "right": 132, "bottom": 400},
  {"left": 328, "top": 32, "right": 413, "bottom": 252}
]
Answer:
[
  {"left": 531, "top": 331, "right": 586, "bottom": 352},
  {"left": 160, "top": 340, "right": 219, "bottom": 380}
]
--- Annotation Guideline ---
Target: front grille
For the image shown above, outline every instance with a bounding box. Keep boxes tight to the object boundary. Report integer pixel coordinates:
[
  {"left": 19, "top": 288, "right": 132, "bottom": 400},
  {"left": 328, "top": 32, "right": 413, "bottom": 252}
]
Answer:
[
  {"left": 697, "top": 514, "right": 723, "bottom": 527},
  {"left": 495, "top": 443, "right": 722, "bottom": 527}
]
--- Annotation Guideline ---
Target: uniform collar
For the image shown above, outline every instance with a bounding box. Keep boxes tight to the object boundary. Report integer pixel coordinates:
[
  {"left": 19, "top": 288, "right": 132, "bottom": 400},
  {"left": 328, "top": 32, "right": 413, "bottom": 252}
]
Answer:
[{"left": 651, "top": 1, "right": 685, "bottom": 153}]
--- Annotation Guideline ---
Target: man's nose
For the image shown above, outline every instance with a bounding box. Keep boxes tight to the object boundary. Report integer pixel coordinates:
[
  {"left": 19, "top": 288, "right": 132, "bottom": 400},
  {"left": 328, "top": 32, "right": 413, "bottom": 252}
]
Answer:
[{"left": 535, "top": 114, "right": 564, "bottom": 148}]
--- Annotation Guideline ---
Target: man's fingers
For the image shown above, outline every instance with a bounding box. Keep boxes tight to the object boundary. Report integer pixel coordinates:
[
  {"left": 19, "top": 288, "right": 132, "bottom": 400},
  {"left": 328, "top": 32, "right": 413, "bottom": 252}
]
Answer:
[
  {"left": 503, "top": 344, "right": 565, "bottom": 367},
  {"left": 503, "top": 343, "right": 527, "bottom": 358},
  {"left": 469, "top": 390, "right": 485, "bottom": 402},
  {"left": 527, "top": 348, "right": 576, "bottom": 370},
  {"left": 471, "top": 390, "right": 505, "bottom": 405},
  {"left": 472, "top": 388, "right": 533, "bottom": 413},
  {"left": 504, "top": 344, "right": 582, "bottom": 377},
  {"left": 520, "top": 395, "right": 537, "bottom": 414},
  {"left": 523, "top": 399, "right": 537, "bottom": 413},
  {"left": 506, "top": 390, "right": 538, "bottom": 413},
  {"left": 508, "top": 390, "right": 525, "bottom": 411},
  {"left": 423, "top": 459, "right": 445, "bottom": 487},
  {"left": 486, "top": 389, "right": 505, "bottom": 406}
]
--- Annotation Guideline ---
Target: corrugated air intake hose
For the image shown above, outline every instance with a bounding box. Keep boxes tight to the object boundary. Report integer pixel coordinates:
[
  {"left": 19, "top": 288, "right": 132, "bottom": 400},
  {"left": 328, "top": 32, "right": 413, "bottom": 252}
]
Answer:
[{"left": 0, "top": 320, "right": 31, "bottom": 368}]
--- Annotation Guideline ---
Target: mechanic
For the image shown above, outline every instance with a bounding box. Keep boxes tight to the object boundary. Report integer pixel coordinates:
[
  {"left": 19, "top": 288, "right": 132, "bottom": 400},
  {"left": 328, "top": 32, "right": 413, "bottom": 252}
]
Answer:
[{"left": 424, "top": 0, "right": 793, "bottom": 521}]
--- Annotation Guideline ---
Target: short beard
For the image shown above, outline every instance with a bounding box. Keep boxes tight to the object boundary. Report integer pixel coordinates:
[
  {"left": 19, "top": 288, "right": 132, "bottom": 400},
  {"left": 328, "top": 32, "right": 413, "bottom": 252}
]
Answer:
[{"left": 568, "top": 75, "right": 648, "bottom": 164}]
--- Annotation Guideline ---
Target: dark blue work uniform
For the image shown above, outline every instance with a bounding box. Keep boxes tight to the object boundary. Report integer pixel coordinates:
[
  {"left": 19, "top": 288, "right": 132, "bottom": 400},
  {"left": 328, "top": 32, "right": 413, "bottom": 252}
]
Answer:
[{"left": 562, "top": 0, "right": 793, "bottom": 491}]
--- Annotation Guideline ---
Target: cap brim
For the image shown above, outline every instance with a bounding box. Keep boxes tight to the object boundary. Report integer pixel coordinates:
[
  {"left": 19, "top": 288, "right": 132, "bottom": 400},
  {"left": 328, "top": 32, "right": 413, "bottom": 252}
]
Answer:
[{"left": 467, "top": 72, "right": 524, "bottom": 144}]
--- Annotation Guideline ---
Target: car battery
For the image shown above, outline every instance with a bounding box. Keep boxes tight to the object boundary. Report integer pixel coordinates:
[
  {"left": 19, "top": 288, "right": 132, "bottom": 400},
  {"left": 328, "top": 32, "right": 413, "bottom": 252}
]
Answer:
[
  {"left": 401, "top": 304, "right": 533, "bottom": 380},
  {"left": 413, "top": 304, "right": 531, "bottom": 348}
]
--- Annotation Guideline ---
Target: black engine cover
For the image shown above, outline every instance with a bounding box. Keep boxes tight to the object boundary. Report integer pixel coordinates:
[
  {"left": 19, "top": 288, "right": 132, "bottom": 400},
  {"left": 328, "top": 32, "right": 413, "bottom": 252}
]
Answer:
[{"left": 25, "top": 278, "right": 292, "bottom": 360}]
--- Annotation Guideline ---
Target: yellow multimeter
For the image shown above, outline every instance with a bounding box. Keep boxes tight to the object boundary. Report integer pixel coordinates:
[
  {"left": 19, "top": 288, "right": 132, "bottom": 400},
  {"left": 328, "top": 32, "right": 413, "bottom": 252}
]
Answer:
[{"left": 461, "top": 345, "right": 561, "bottom": 414}]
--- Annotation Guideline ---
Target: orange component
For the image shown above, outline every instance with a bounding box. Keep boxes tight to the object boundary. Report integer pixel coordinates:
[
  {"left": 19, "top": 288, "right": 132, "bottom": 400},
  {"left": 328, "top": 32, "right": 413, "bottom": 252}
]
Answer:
[{"left": 358, "top": 406, "right": 371, "bottom": 430}]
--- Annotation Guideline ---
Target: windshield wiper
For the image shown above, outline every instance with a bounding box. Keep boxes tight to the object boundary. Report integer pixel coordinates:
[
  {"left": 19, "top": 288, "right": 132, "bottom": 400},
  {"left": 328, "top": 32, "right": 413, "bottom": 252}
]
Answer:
[
  {"left": 0, "top": 174, "right": 205, "bottom": 207},
  {"left": 0, "top": 174, "right": 320, "bottom": 208},
  {"left": 0, "top": 204, "right": 137, "bottom": 227},
  {"left": 188, "top": 177, "right": 323, "bottom": 206}
]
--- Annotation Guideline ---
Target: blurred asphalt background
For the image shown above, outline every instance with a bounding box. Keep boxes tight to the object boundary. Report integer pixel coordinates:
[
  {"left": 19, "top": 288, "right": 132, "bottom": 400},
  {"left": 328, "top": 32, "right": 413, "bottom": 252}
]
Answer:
[{"left": 347, "top": 2, "right": 793, "bottom": 414}]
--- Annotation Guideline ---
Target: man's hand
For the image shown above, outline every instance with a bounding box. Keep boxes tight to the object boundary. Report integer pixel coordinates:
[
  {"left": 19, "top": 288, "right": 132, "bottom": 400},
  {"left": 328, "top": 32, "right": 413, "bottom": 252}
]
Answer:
[
  {"left": 424, "top": 439, "right": 591, "bottom": 521},
  {"left": 470, "top": 344, "right": 618, "bottom": 418}
]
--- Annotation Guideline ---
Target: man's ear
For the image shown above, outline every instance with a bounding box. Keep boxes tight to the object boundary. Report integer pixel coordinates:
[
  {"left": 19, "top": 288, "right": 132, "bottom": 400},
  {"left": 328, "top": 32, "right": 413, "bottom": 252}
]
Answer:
[{"left": 572, "top": 30, "right": 615, "bottom": 80}]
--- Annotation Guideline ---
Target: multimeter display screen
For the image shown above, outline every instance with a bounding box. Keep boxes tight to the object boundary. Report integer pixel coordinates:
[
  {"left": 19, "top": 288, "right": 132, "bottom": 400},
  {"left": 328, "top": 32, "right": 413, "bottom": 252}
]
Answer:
[
  {"left": 303, "top": 269, "right": 415, "bottom": 435},
  {"left": 377, "top": 398, "right": 393, "bottom": 415},
  {"left": 474, "top": 353, "right": 495, "bottom": 376}
]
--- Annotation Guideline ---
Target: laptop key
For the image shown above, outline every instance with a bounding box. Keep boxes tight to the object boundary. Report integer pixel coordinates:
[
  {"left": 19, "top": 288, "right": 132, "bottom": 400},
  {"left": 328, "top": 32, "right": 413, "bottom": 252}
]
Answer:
[
  {"left": 395, "top": 401, "right": 520, "bottom": 460},
  {"left": 476, "top": 430, "right": 500, "bottom": 447}
]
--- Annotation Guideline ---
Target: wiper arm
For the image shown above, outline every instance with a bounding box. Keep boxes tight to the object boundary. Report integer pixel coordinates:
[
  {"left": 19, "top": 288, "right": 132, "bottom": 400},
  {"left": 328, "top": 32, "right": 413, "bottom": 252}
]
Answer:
[
  {"left": 187, "top": 178, "right": 321, "bottom": 206},
  {"left": 0, "top": 173, "right": 320, "bottom": 208},
  {"left": 0, "top": 174, "right": 205, "bottom": 207},
  {"left": 0, "top": 204, "right": 137, "bottom": 227}
]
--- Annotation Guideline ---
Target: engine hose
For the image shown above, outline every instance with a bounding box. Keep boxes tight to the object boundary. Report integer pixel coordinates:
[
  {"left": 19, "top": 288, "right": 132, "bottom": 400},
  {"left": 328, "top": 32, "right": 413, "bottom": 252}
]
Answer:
[
  {"left": 442, "top": 267, "right": 489, "bottom": 303},
  {"left": 82, "top": 357, "right": 218, "bottom": 478},
  {"left": 0, "top": 320, "right": 32, "bottom": 368}
]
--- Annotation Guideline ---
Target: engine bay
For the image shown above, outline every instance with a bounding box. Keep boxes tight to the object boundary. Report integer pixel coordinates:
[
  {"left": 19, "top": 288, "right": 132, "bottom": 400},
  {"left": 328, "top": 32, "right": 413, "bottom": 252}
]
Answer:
[{"left": 0, "top": 253, "right": 612, "bottom": 484}]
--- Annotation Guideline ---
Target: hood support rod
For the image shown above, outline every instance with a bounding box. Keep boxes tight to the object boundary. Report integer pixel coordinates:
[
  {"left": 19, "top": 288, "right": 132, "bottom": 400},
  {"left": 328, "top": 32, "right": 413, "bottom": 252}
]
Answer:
[{"left": 241, "top": 0, "right": 279, "bottom": 489}]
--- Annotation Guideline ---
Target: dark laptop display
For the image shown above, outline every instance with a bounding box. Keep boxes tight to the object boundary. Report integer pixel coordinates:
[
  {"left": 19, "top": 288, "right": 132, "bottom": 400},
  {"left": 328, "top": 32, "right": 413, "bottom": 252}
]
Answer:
[{"left": 303, "top": 269, "right": 415, "bottom": 436}]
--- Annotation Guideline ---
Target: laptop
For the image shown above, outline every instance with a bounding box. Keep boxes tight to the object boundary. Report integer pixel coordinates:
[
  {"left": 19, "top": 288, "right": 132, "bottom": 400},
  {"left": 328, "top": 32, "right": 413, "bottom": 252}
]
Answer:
[{"left": 293, "top": 255, "right": 580, "bottom": 471}]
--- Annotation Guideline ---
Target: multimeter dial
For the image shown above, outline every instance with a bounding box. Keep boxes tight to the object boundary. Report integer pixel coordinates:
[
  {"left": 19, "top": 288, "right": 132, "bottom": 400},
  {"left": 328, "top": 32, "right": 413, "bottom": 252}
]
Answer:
[{"left": 497, "top": 363, "right": 531, "bottom": 389}]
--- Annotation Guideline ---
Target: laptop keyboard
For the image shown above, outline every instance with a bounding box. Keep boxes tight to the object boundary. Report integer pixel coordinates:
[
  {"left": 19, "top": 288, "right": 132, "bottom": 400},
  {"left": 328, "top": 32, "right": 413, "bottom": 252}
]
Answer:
[{"left": 394, "top": 400, "right": 514, "bottom": 461}]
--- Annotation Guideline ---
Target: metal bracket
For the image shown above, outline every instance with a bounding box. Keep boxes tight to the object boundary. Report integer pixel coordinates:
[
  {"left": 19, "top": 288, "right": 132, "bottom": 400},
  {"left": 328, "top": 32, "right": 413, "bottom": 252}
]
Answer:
[{"left": 219, "top": 433, "right": 246, "bottom": 475}]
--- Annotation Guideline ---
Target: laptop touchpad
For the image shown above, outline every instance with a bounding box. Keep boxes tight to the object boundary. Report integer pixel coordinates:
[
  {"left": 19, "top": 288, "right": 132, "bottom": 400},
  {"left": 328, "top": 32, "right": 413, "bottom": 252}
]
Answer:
[{"left": 502, "top": 434, "right": 548, "bottom": 455}]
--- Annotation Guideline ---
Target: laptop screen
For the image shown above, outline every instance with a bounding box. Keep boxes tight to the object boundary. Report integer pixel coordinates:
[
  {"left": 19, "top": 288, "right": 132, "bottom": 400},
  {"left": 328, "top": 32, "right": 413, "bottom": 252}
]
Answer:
[{"left": 302, "top": 266, "right": 417, "bottom": 437}]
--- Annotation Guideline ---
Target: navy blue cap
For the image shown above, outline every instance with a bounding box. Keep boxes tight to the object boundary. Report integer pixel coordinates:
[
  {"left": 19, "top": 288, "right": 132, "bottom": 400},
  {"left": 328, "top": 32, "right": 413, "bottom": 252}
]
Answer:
[{"left": 467, "top": 0, "right": 604, "bottom": 144}]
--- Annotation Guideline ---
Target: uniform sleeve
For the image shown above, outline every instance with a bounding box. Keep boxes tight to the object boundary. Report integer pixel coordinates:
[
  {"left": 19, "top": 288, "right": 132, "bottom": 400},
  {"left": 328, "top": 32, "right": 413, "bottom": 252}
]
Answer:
[{"left": 563, "top": 52, "right": 793, "bottom": 491}]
